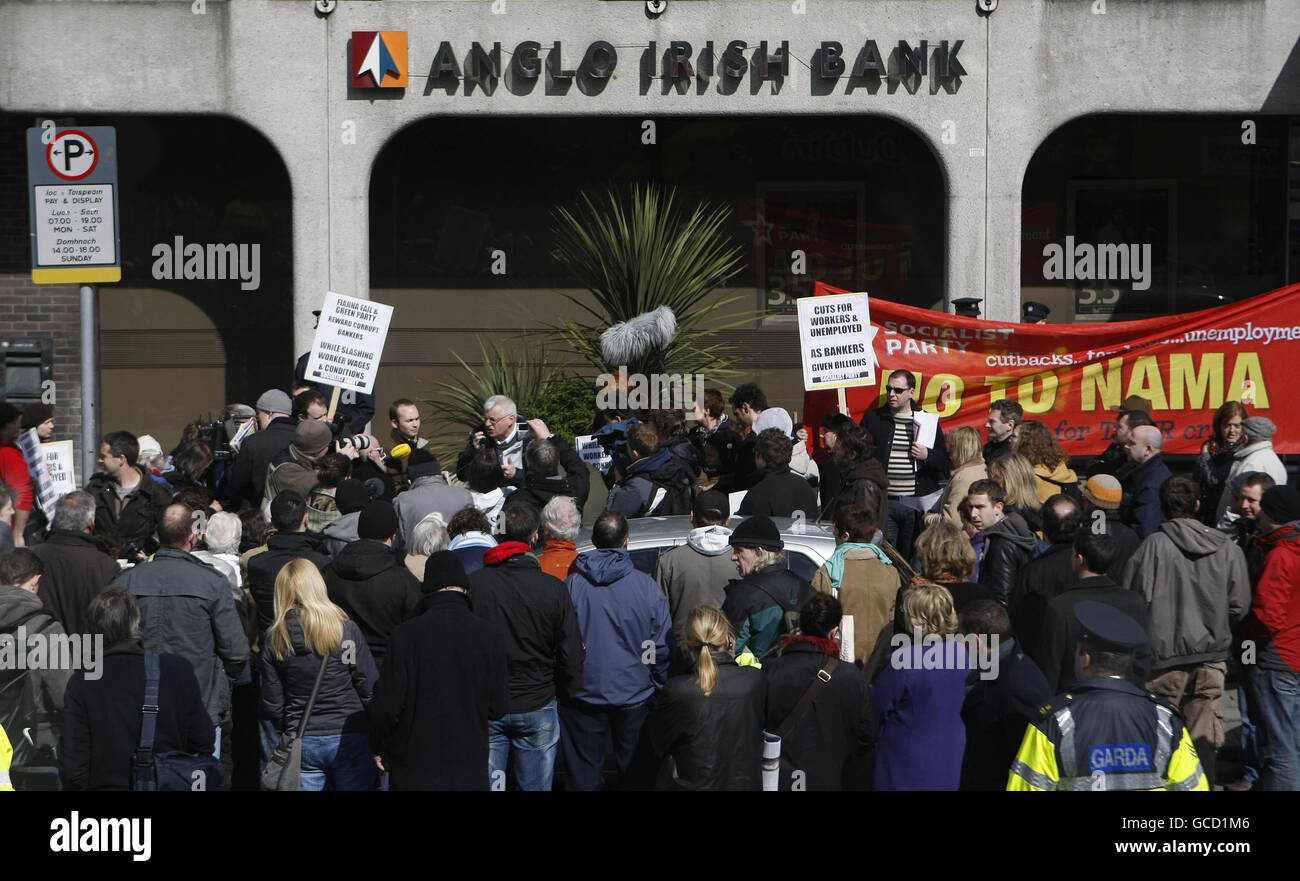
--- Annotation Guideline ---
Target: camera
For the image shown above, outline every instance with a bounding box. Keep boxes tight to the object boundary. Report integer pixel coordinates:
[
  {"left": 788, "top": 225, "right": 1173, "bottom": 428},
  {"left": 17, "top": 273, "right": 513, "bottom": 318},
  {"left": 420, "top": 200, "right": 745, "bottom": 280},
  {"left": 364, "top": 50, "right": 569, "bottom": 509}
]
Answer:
[{"left": 339, "top": 434, "right": 374, "bottom": 451}]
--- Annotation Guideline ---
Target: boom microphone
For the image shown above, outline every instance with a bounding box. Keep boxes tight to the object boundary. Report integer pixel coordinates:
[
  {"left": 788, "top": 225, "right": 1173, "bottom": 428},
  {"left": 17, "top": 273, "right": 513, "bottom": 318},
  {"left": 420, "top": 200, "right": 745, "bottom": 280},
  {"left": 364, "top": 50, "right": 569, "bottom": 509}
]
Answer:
[{"left": 600, "top": 306, "right": 678, "bottom": 367}]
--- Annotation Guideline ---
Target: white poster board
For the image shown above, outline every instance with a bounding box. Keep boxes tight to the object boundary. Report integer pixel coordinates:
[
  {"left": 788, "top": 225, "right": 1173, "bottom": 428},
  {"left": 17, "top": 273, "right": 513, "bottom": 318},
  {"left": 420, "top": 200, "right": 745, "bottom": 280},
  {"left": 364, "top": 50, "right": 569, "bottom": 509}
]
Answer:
[
  {"left": 302, "top": 291, "right": 394, "bottom": 394},
  {"left": 575, "top": 435, "right": 613, "bottom": 473},
  {"left": 797, "top": 292, "right": 876, "bottom": 391},
  {"left": 37, "top": 440, "right": 77, "bottom": 515}
]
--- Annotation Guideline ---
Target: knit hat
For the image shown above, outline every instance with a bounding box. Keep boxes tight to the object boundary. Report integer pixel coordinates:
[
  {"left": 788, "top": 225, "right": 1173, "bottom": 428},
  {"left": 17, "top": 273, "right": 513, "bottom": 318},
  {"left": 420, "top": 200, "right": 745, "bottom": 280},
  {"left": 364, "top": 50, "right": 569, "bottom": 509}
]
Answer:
[
  {"left": 358, "top": 500, "right": 399, "bottom": 541},
  {"left": 335, "top": 478, "right": 370, "bottom": 515},
  {"left": 1260, "top": 485, "right": 1300, "bottom": 526},
  {"left": 693, "top": 489, "right": 730, "bottom": 524},
  {"left": 1081, "top": 474, "right": 1123, "bottom": 511},
  {"left": 406, "top": 448, "right": 443, "bottom": 479},
  {"left": 728, "top": 515, "right": 784, "bottom": 552},
  {"left": 21, "top": 403, "right": 53, "bottom": 429},
  {"left": 294, "top": 419, "right": 333, "bottom": 454},
  {"left": 255, "top": 389, "right": 292, "bottom": 416},
  {"left": 423, "top": 550, "right": 468, "bottom": 593},
  {"left": 1242, "top": 416, "right": 1277, "bottom": 442}
]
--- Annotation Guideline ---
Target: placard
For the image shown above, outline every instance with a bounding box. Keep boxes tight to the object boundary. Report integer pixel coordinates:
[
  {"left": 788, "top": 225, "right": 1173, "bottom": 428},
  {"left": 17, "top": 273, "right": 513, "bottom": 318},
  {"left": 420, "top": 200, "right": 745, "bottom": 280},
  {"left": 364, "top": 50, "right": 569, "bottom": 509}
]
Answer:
[
  {"left": 797, "top": 291, "right": 876, "bottom": 391},
  {"left": 302, "top": 291, "right": 394, "bottom": 395}
]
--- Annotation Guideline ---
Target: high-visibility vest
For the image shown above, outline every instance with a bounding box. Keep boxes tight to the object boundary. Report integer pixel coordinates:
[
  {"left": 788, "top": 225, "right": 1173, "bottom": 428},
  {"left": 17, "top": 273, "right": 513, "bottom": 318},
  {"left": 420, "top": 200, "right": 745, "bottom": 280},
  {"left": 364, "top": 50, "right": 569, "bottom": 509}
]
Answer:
[{"left": 0, "top": 724, "right": 14, "bottom": 792}]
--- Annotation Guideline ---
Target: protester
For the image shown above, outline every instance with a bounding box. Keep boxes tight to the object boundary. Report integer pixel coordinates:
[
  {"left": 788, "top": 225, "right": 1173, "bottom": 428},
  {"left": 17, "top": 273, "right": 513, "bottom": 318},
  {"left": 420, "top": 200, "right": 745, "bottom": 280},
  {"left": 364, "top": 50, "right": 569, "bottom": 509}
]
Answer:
[
  {"left": 1215, "top": 415, "right": 1288, "bottom": 530},
  {"left": 654, "top": 490, "right": 736, "bottom": 667},
  {"left": 456, "top": 395, "right": 587, "bottom": 507},
  {"left": 262, "top": 419, "right": 335, "bottom": 515},
  {"left": 911, "top": 519, "right": 992, "bottom": 615},
  {"left": 1078, "top": 474, "right": 1141, "bottom": 576},
  {"left": 1195, "top": 401, "right": 1247, "bottom": 526},
  {"left": 388, "top": 398, "right": 428, "bottom": 451},
  {"left": 646, "top": 605, "right": 764, "bottom": 790},
  {"left": 372, "top": 551, "right": 509, "bottom": 790},
  {"left": 871, "top": 584, "right": 969, "bottom": 790},
  {"left": 811, "top": 412, "right": 858, "bottom": 518},
  {"left": 959, "top": 599, "right": 1051, "bottom": 791},
  {"left": 810, "top": 504, "right": 900, "bottom": 662},
  {"left": 1119, "top": 474, "right": 1250, "bottom": 786},
  {"left": 560, "top": 511, "right": 672, "bottom": 790},
  {"left": 323, "top": 501, "right": 421, "bottom": 668},
  {"left": 1034, "top": 531, "right": 1150, "bottom": 693},
  {"left": 87, "top": 430, "right": 173, "bottom": 560},
  {"left": 322, "top": 478, "right": 370, "bottom": 557},
  {"left": 967, "top": 479, "right": 1037, "bottom": 607},
  {"left": 59, "top": 588, "right": 214, "bottom": 790},
  {"left": 726, "top": 382, "right": 793, "bottom": 492},
  {"left": 1120, "top": 424, "right": 1172, "bottom": 539},
  {"left": 463, "top": 446, "right": 509, "bottom": 530},
  {"left": 29, "top": 491, "right": 119, "bottom": 635},
  {"left": 0, "top": 403, "right": 31, "bottom": 548},
  {"left": 737, "top": 429, "right": 818, "bottom": 519},
  {"left": 1010, "top": 494, "right": 1083, "bottom": 657},
  {"left": 933, "top": 426, "right": 986, "bottom": 529},
  {"left": 826, "top": 426, "right": 889, "bottom": 530},
  {"left": 404, "top": 512, "right": 449, "bottom": 580},
  {"left": 1087, "top": 403, "right": 1153, "bottom": 480},
  {"left": 1016, "top": 421, "right": 1080, "bottom": 504},
  {"left": 228, "top": 389, "right": 296, "bottom": 510},
  {"left": 393, "top": 449, "right": 472, "bottom": 550},
  {"left": 446, "top": 507, "right": 498, "bottom": 576},
  {"left": 247, "top": 491, "right": 332, "bottom": 635},
  {"left": 689, "top": 389, "right": 742, "bottom": 484},
  {"left": 984, "top": 400, "right": 1022, "bottom": 466},
  {"left": 606, "top": 423, "right": 695, "bottom": 518},
  {"left": 161, "top": 441, "right": 216, "bottom": 497},
  {"left": 510, "top": 438, "right": 590, "bottom": 514},
  {"left": 469, "top": 503, "right": 585, "bottom": 790},
  {"left": 987, "top": 453, "right": 1043, "bottom": 535},
  {"left": 722, "top": 516, "right": 813, "bottom": 662},
  {"left": 261, "top": 559, "right": 379, "bottom": 791},
  {"left": 537, "top": 496, "right": 581, "bottom": 581},
  {"left": 762, "top": 592, "right": 876, "bottom": 790},
  {"left": 0, "top": 484, "right": 13, "bottom": 554}
]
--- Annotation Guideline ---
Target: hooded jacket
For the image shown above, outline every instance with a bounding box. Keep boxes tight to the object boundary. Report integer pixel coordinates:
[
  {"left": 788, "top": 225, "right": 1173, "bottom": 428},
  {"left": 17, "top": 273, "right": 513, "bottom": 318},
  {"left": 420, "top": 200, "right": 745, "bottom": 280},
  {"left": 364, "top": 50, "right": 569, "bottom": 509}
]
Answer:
[
  {"left": 469, "top": 543, "right": 585, "bottom": 714},
  {"left": 86, "top": 465, "right": 174, "bottom": 558},
  {"left": 978, "top": 515, "right": 1040, "bottom": 607},
  {"left": 114, "top": 547, "right": 251, "bottom": 724},
  {"left": 1119, "top": 517, "right": 1251, "bottom": 671},
  {"left": 1120, "top": 454, "right": 1172, "bottom": 539},
  {"left": 737, "top": 464, "right": 818, "bottom": 520},
  {"left": 0, "top": 585, "right": 70, "bottom": 761},
  {"left": 262, "top": 443, "right": 326, "bottom": 511},
  {"left": 565, "top": 548, "right": 672, "bottom": 707},
  {"left": 721, "top": 565, "right": 813, "bottom": 659},
  {"left": 30, "top": 529, "right": 120, "bottom": 635},
  {"left": 811, "top": 546, "right": 902, "bottom": 661},
  {"left": 246, "top": 531, "right": 332, "bottom": 634},
  {"left": 830, "top": 456, "right": 890, "bottom": 529},
  {"left": 1214, "top": 440, "right": 1288, "bottom": 530},
  {"left": 322, "top": 511, "right": 361, "bottom": 557},
  {"left": 228, "top": 415, "right": 297, "bottom": 509},
  {"left": 448, "top": 531, "right": 497, "bottom": 576},
  {"left": 654, "top": 525, "right": 737, "bottom": 657},
  {"left": 606, "top": 448, "right": 697, "bottom": 518},
  {"left": 322, "top": 540, "right": 422, "bottom": 666},
  {"left": 1033, "top": 461, "right": 1080, "bottom": 504},
  {"left": 1243, "top": 522, "right": 1300, "bottom": 672},
  {"left": 260, "top": 611, "right": 379, "bottom": 736},
  {"left": 393, "top": 475, "right": 473, "bottom": 550}
]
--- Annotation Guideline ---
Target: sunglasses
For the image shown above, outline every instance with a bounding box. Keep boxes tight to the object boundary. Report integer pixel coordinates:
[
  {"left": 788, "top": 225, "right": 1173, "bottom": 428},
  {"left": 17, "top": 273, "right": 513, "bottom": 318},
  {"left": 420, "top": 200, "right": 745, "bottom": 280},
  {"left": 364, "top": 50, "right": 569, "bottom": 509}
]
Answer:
[{"left": 886, "top": 386, "right": 910, "bottom": 394}]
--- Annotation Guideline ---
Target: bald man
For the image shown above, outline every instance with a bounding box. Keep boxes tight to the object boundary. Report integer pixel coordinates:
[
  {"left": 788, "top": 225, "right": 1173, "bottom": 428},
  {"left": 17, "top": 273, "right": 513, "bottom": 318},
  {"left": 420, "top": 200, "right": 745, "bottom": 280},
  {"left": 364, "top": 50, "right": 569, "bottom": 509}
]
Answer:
[{"left": 1120, "top": 425, "right": 1173, "bottom": 539}]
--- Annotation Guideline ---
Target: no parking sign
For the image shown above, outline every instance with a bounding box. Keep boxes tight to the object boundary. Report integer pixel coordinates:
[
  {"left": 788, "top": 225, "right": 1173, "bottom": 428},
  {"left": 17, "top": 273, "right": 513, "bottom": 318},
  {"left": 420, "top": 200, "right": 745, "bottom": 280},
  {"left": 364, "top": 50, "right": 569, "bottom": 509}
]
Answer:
[{"left": 26, "top": 125, "right": 121, "bottom": 284}]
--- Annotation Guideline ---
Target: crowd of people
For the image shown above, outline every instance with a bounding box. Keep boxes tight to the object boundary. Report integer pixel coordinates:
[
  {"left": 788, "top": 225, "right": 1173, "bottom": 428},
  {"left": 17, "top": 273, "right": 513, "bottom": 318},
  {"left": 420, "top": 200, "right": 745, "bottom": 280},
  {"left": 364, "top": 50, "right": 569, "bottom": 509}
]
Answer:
[{"left": 0, "top": 366, "right": 1296, "bottom": 792}]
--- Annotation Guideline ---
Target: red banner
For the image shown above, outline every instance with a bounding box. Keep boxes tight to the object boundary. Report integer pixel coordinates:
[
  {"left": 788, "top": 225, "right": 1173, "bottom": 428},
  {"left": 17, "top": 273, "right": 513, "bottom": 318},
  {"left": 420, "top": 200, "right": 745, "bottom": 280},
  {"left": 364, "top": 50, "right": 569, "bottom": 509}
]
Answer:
[{"left": 803, "top": 281, "right": 1300, "bottom": 456}]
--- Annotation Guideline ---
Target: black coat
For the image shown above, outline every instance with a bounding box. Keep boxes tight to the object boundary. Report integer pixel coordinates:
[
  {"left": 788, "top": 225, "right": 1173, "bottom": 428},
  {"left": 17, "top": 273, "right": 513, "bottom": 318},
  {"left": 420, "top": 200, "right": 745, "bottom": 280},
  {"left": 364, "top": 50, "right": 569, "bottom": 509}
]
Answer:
[
  {"left": 737, "top": 465, "right": 818, "bottom": 520},
  {"left": 1034, "top": 575, "right": 1151, "bottom": 692},
  {"left": 86, "top": 466, "right": 174, "bottom": 558},
  {"left": 979, "top": 516, "right": 1039, "bottom": 606},
  {"left": 246, "top": 531, "right": 332, "bottom": 634},
  {"left": 31, "top": 529, "right": 120, "bottom": 635},
  {"left": 455, "top": 429, "right": 591, "bottom": 510},
  {"left": 260, "top": 613, "right": 379, "bottom": 736},
  {"left": 861, "top": 405, "right": 949, "bottom": 495},
  {"left": 468, "top": 548, "right": 585, "bottom": 714},
  {"left": 228, "top": 416, "right": 297, "bottom": 510},
  {"left": 323, "top": 540, "right": 422, "bottom": 666},
  {"left": 1010, "top": 541, "right": 1078, "bottom": 657},
  {"left": 960, "top": 637, "right": 1051, "bottom": 791},
  {"left": 648, "top": 653, "right": 765, "bottom": 790},
  {"left": 763, "top": 642, "right": 877, "bottom": 790},
  {"left": 983, "top": 436, "right": 1013, "bottom": 466},
  {"left": 371, "top": 591, "right": 510, "bottom": 791},
  {"left": 1093, "top": 510, "right": 1141, "bottom": 577},
  {"left": 59, "top": 639, "right": 214, "bottom": 791},
  {"left": 832, "top": 457, "right": 890, "bottom": 530}
]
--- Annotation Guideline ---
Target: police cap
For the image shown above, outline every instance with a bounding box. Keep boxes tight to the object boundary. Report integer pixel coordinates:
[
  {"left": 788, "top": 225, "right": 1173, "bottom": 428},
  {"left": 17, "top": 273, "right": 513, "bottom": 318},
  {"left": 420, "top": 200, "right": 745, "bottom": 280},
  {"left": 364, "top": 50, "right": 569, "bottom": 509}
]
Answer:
[
  {"left": 953, "top": 297, "right": 982, "bottom": 317},
  {"left": 1075, "top": 600, "right": 1147, "bottom": 653},
  {"left": 1022, "top": 301, "right": 1050, "bottom": 322}
]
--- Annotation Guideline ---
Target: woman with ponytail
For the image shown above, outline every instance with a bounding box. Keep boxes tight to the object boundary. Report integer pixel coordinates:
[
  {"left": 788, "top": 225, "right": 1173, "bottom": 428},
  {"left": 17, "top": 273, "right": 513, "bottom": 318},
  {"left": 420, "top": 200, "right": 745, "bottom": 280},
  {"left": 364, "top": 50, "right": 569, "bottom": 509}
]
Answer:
[{"left": 647, "top": 605, "right": 765, "bottom": 790}]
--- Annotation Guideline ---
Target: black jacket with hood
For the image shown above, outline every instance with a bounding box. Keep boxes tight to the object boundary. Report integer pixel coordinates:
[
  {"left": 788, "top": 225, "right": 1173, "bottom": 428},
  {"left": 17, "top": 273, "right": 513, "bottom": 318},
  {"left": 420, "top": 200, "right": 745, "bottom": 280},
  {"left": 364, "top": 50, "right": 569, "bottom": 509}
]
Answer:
[
  {"left": 86, "top": 465, "right": 174, "bottom": 558},
  {"left": 259, "top": 611, "right": 379, "bottom": 736},
  {"left": 978, "top": 515, "right": 1039, "bottom": 607},
  {"left": 323, "top": 540, "right": 422, "bottom": 667},
  {"left": 247, "top": 531, "right": 332, "bottom": 634}
]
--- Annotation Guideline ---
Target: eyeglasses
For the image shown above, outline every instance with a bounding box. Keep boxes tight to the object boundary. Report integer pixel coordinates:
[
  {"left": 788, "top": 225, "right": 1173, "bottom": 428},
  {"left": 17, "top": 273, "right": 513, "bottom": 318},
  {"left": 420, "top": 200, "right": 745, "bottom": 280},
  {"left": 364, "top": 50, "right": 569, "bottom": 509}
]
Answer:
[
  {"left": 886, "top": 386, "right": 910, "bottom": 394},
  {"left": 485, "top": 413, "right": 514, "bottom": 425}
]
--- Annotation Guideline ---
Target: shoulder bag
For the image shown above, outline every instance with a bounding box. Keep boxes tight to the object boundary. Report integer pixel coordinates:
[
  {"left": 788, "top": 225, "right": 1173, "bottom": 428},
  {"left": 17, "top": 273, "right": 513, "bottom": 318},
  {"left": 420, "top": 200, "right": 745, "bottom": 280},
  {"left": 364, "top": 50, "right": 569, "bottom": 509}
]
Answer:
[{"left": 260, "top": 652, "right": 330, "bottom": 792}]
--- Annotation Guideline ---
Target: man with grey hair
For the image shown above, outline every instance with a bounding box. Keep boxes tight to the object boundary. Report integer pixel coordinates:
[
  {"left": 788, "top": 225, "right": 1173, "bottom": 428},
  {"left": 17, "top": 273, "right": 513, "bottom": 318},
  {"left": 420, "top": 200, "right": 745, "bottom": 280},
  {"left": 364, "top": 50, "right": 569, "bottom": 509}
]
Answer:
[
  {"left": 455, "top": 396, "right": 586, "bottom": 504},
  {"left": 1120, "top": 424, "right": 1172, "bottom": 539},
  {"left": 192, "top": 511, "right": 244, "bottom": 602},
  {"left": 31, "top": 491, "right": 120, "bottom": 635},
  {"left": 538, "top": 496, "right": 582, "bottom": 580}
]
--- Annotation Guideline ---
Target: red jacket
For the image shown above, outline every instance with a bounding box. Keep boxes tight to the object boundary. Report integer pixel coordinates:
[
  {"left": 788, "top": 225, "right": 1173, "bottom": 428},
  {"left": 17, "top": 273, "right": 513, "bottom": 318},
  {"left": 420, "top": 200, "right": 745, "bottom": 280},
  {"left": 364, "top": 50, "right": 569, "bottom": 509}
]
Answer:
[
  {"left": 0, "top": 444, "right": 33, "bottom": 513},
  {"left": 1246, "top": 524, "right": 1300, "bottom": 672}
]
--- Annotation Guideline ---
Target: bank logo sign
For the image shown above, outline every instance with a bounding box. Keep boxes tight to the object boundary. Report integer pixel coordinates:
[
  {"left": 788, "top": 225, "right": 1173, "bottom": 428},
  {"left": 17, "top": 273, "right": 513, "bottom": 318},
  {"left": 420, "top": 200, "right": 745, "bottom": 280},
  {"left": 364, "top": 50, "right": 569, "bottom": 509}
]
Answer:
[{"left": 352, "top": 31, "right": 407, "bottom": 88}]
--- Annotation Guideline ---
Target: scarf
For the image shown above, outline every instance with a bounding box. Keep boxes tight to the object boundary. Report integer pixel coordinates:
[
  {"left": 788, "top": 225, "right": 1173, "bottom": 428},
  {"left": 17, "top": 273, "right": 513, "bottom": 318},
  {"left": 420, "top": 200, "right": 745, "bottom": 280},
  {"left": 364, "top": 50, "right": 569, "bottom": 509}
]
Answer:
[
  {"left": 823, "top": 541, "right": 892, "bottom": 591},
  {"left": 779, "top": 633, "right": 841, "bottom": 657},
  {"left": 483, "top": 541, "right": 532, "bottom": 565}
]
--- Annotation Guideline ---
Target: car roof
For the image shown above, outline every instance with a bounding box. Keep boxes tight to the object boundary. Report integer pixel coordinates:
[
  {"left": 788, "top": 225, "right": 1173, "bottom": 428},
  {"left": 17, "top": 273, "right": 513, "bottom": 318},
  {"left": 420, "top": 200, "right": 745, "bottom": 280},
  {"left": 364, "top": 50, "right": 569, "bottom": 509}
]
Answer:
[{"left": 576, "top": 514, "right": 836, "bottom": 551}]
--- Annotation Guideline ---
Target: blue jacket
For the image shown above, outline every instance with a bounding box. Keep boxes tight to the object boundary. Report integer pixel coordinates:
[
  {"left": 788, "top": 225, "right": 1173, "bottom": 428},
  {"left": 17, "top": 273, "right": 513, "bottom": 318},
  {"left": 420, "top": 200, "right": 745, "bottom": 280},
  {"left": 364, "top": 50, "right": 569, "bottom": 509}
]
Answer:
[
  {"left": 1121, "top": 454, "right": 1172, "bottom": 539},
  {"left": 566, "top": 548, "right": 672, "bottom": 707}
]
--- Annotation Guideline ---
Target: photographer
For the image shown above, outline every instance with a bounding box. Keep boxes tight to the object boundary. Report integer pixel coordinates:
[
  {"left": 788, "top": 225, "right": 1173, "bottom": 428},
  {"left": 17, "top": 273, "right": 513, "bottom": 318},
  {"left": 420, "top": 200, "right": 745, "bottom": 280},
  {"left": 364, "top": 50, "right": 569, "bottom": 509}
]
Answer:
[{"left": 455, "top": 395, "right": 590, "bottom": 510}]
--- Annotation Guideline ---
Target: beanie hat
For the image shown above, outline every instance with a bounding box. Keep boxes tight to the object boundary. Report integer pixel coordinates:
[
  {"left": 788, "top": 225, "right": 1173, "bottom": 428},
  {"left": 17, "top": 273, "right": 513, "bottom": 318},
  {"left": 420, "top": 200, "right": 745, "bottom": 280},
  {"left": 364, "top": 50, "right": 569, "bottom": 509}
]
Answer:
[
  {"left": 728, "top": 515, "right": 784, "bottom": 552},
  {"left": 21, "top": 403, "right": 53, "bottom": 430},
  {"left": 693, "top": 489, "right": 730, "bottom": 523},
  {"left": 1242, "top": 416, "right": 1277, "bottom": 442},
  {"left": 423, "top": 550, "right": 469, "bottom": 594},
  {"left": 1260, "top": 485, "right": 1300, "bottom": 526},
  {"left": 358, "top": 500, "right": 399, "bottom": 541},
  {"left": 335, "top": 478, "right": 370, "bottom": 515},
  {"left": 1081, "top": 474, "right": 1123, "bottom": 512},
  {"left": 256, "top": 389, "right": 292, "bottom": 416},
  {"left": 294, "top": 419, "right": 333, "bottom": 454},
  {"left": 406, "top": 448, "right": 443, "bottom": 479}
]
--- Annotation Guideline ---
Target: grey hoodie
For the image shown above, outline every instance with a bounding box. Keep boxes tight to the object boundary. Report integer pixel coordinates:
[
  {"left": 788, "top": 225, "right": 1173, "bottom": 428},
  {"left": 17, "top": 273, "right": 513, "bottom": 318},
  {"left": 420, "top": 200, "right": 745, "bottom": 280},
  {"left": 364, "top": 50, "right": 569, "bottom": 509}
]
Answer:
[
  {"left": 0, "top": 585, "right": 73, "bottom": 753},
  {"left": 1119, "top": 517, "right": 1250, "bottom": 670},
  {"left": 653, "top": 525, "right": 738, "bottom": 660}
]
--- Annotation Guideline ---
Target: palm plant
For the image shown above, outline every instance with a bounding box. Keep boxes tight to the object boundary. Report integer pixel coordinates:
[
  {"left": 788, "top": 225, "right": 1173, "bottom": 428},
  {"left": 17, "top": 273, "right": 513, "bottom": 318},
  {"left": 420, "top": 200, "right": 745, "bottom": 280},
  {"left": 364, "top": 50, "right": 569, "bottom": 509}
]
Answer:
[{"left": 551, "top": 183, "right": 751, "bottom": 383}]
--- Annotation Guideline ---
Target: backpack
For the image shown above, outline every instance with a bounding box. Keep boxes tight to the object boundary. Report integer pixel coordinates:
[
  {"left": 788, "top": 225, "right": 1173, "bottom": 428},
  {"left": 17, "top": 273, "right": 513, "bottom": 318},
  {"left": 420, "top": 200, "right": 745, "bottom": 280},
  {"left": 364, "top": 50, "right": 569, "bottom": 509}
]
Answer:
[
  {"left": 0, "top": 607, "right": 62, "bottom": 789},
  {"left": 644, "top": 471, "right": 694, "bottom": 517}
]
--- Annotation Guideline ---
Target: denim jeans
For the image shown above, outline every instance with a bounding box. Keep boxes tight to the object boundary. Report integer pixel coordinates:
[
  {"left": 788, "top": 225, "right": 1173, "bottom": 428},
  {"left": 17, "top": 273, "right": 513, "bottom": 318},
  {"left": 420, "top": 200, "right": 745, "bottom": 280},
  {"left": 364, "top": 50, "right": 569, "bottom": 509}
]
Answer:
[
  {"left": 299, "top": 732, "right": 378, "bottom": 791},
  {"left": 1238, "top": 682, "right": 1259, "bottom": 784},
  {"left": 558, "top": 698, "right": 653, "bottom": 791},
  {"left": 488, "top": 699, "right": 560, "bottom": 791},
  {"left": 1246, "top": 667, "right": 1300, "bottom": 791},
  {"left": 886, "top": 500, "right": 920, "bottom": 560}
]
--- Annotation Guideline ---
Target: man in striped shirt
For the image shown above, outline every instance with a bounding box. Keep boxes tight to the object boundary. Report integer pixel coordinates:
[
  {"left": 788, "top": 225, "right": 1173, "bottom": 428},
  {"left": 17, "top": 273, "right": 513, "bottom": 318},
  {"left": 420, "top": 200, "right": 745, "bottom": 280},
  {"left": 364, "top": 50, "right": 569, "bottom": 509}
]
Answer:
[{"left": 861, "top": 369, "right": 949, "bottom": 557}]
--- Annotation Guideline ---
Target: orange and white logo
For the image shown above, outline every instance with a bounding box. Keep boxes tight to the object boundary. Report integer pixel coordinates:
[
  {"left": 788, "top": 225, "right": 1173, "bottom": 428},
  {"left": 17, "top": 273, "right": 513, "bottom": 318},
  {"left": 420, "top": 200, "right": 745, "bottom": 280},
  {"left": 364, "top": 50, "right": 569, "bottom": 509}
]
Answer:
[{"left": 352, "top": 31, "right": 407, "bottom": 88}]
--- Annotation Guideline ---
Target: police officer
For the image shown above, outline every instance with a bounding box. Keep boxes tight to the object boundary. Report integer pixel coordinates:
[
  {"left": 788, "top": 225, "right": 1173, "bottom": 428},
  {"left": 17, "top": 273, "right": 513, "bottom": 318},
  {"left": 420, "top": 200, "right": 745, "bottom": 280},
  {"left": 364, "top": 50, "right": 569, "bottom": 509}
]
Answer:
[{"left": 1007, "top": 601, "right": 1208, "bottom": 791}]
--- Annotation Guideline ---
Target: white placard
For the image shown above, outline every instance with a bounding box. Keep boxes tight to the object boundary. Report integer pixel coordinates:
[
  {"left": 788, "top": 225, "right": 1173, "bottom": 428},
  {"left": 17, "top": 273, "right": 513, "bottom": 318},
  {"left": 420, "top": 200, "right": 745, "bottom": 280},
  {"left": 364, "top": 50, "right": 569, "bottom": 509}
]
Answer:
[
  {"left": 796, "top": 292, "right": 875, "bottom": 391},
  {"left": 302, "top": 291, "right": 394, "bottom": 394},
  {"left": 37, "top": 440, "right": 77, "bottom": 515},
  {"left": 575, "top": 435, "right": 613, "bottom": 472},
  {"left": 912, "top": 410, "right": 939, "bottom": 450},
  {"left": 839, "top": 615, "right": 855, "bottom": 663}
]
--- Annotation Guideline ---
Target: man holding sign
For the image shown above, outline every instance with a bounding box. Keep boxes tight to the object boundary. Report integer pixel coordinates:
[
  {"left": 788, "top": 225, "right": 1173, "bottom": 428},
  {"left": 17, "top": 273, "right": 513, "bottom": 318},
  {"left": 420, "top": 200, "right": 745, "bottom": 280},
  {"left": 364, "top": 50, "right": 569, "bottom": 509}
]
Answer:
[{"left": 861, "top": 369, "right": 949, "bottom": 558}]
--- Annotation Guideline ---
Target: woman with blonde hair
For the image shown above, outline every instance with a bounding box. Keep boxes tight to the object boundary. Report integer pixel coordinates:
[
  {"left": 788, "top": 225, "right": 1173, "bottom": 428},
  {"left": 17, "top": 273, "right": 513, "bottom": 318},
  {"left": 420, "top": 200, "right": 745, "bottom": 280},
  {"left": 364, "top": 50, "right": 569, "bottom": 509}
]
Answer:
[
  {"left": 911, "top": 519, "right": 994, "bottom": 614},
  {"left": 871, "top": 583, "right": 971, "bottom": 790},
  {"left": 1016, "top": 421, "right": 1079, "bottom": 504},
  {"left": 988, "top": 453, "right": 1042, "bottom": 534},
  {"left": 260, "top": 558, "right": 380, "bottom": 790},
  {"left": 647, "top": 605, "right": 765, "bottom": 790},
  {"left": 932, "top": 426, "right": 987, "bottom": 528}
]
